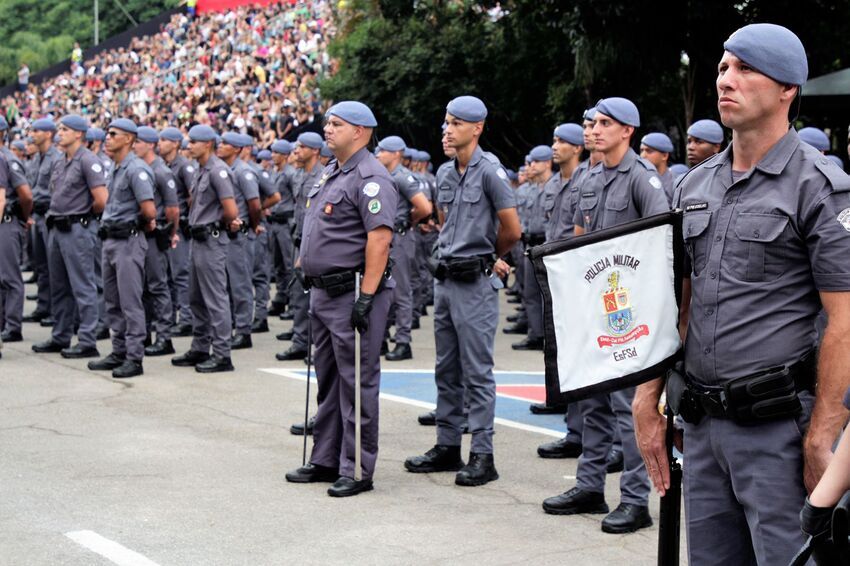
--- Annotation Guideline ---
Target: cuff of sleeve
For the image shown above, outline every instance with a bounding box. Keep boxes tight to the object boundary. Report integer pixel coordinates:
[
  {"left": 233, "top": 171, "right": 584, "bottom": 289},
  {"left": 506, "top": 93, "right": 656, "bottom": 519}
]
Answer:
[{"left": 813, "top": 272, "right": 850, "bottom": 291}]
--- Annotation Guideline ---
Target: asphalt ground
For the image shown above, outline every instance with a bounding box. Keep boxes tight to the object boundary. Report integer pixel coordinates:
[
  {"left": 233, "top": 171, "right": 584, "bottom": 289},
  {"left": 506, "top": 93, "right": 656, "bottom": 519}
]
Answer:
[{"left": 0, "top": 276, "right": 686, "bottom": 565}]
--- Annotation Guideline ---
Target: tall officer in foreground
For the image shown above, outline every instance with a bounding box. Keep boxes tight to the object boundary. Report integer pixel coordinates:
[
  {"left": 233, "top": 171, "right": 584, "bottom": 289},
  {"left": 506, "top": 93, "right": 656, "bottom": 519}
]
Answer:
[
  {"left": 285, "top": 101, "right": 397, "bottom": 497},
  {"left": 88, "top": 119, "right": 156, "bottom": 378},
  {"left": 134, "top": 127, "right": 179, "bottom": 356},
  {"left": 404, "top": 96, "right": 521, "bottom": 486},
  {"left": 158, "top": 127, "right": 196, "bottom": 337},
  {"left": 634, "top": 24, "right": 850, "bottom": 564},
  {"left": 33, "top": 115, "right": 107, "bottom": 358},
  {"left": 171, "top": 126, "right": 239, "bottom": 373},
  {"left": 543, "top": 97, "right": 668, "bottom": 533}
]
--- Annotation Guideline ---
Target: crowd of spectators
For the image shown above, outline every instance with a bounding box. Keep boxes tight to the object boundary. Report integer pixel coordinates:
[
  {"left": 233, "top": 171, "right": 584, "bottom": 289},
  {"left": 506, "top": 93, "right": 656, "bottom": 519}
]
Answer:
[{"left": 2, "top": 1, "right": 335, "bottom": 146}]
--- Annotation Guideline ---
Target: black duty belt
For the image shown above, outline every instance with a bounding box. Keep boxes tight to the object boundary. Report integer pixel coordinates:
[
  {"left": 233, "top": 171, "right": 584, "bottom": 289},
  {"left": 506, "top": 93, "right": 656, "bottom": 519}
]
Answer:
[
  {"left": 433, "top": 255, "right": 495, "bottom": 283},
  {"left": 32, "top": 201, "right": 50, "bottom": 215},
  {"left": 98, "top": 221, "right": 140, "bottom": 240},
  {"left": 2, "top": 204, "right": 18, "bottom": 224},
  {"left": 47, "top": 214, "right": 92, "bottom": 232},
  {"left": 394, "top": 221, "right": 411, "bottom": 235},
  {"left": 189, "top": 222, "right": 223, "bottom": 242},
  {"left": 305, "top": 262, "right": 392, "bottom": 298},
  {"left": 269, "top": 211, "right": 294, "bottom": 224}
]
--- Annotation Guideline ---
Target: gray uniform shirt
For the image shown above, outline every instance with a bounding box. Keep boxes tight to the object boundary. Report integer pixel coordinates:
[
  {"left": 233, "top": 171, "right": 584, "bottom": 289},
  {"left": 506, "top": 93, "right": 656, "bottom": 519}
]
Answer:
[
  {"left": 272, "top": 164, "right": 298, "bottom": 214},
  {"left": 149, "top": 157, "right": 179, "bottom": 218},
  {"left": 294, "top": 162, "right": 323, "bottom": 234},
  {"left": 660, "top": 168, "right": 675, "bottom": 207},
  {"left": 676, "top": 129, "right": 850, "bottom": 386},
  {"left": 525, "top": 177, "right": 551, "bottom": 237},
  {"left": 389, "top": 164, "right": 423, "bottom": 227},
  {"left": 32, "top": 146, "right": 64, "bottom": 207},
  {"left": 230, "top": 159, "right": 260, "bottom": 221},
  {"left": 545, "top": 171, "right": 579, "bottom": 242},
  {"left": 102, "top": 154, "right": 155, "bottom": 223},
  {"left": 188, "top": 155, "right": 235, "bottom": 226},
  {"left": 0, "top": 147, "right": 29, "bottom": 195},
  {"left": 300, "top": 147, "right": 398, "bottom": 277},
  {"left": 436, "top": 146, "right": 516, "bottom": 259},
  {"left": 573, "top": 148, "right": 668, "bottom": 232},
  {"left": 165, "top": 154, "right": 196, "bottom": 217},
  {"left": 249, "top": 161, "right": 278, "bottom": 202},
  {"left": 0, "top": 154, "right": 13, "bottom": 205},
  {"left": 49, "top": 146, "right": 107, "bottom": 217}
]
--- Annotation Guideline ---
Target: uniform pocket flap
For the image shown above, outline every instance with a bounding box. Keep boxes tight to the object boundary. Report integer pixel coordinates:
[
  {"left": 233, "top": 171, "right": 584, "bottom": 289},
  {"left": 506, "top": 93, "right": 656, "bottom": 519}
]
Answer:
[
  {"left": 683, "top": 211, "right": 711, "bottom": 239},
  {"left": 734, "top": 213, "right": 788, "bottom": 243}
]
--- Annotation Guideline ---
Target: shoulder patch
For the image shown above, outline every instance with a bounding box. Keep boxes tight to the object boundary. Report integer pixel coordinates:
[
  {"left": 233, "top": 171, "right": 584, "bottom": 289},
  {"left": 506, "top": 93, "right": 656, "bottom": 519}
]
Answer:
[
  {"left": 11, "top": 162, "right": 20, "bottom": 171},
  {"left": 648, "top": 176, "right": 663, "bottom": 190},
  {"left": 407, "top": 175, "right": 416, "bottom": 184},
  {"left": 219, "top": 170, "right": 228, "bottom": 179},
  {"left": 367, "top": 198, "right": 382, "bottom": 214},
  {"left": 363, "top": 182, "right": 380, "bottom": 197},
  {"left": 186, "top": 165, "right": 195, "bottom": 173},
  {"left": 139, "top": 171, "right": 149, "bottom": 181},
  {"left": 261, "top": 171, "right": 269, "bottom": 178},
  {"left": 496, "top": 168, "right": 508, "bottom": 181},
  {"left": 167, "top": 180, "right": 176, "bottom": 189},
  {"left": 838, "top": 208, "right": 850, "bottom": 232},
  {"left": 245, "top": 172, "right": 255, "bottom": 181},
  {"left": 91, "top": 163, "right": 103, "bottom": 173}
]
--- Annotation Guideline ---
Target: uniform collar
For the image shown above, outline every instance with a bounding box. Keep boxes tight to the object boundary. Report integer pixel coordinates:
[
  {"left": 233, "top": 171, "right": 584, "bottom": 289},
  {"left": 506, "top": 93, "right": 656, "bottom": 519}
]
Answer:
[
  {"left": 615, "top": 147, "right": 638, "bottom": 173},
  {"left": 339, "top": 146, "right": 369, "bottom": 173},
  {"left": 707, "top": 128, "right": 799, "bottom": 177}
]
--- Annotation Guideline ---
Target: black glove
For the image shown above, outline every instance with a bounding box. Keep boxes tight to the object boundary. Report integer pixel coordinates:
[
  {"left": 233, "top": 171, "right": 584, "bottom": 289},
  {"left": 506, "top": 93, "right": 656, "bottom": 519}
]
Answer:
[
  {"left": 350, "top": 291, "right": 375, "bottom": 333},
  {"left": 801, "top": 497, "right": 834, "bottom": 539}
]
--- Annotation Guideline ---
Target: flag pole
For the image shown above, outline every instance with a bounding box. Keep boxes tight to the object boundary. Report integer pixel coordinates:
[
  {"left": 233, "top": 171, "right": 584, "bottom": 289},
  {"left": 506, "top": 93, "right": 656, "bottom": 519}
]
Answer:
[{"left": 658, "top": 405, "right": 682, "bottom": 566}]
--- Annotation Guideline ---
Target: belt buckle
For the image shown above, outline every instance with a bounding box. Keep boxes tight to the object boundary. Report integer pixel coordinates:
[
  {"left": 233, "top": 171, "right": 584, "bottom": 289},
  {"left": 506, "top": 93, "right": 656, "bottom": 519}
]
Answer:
[
  {"left": 2, "top": 214, "right": 10, "bottom": 223},
  {"left": 211, "top": 228, "right": 220, "bottom": 238}
]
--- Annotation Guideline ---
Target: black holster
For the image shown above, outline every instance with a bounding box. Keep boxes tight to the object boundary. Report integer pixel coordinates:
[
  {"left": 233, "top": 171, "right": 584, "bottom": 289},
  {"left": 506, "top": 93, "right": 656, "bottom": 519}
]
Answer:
[
  {"left": 179, "top": 216, "right": 191, "bottom": 239},
  {"left": 153, "top": 222, "right": 173, "bottom": 251}
]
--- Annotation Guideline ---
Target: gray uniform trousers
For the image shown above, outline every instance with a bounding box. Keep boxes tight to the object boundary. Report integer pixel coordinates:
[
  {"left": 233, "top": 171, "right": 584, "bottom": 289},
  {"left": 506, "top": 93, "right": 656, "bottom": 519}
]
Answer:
[
  {"left": 189, "top": 234, "right": 231, "bottom": 358},
  {"left": 565, "top": 405, "right": 584, "bottom": 444},
  {"left": 289, "top": 276, "right": 310, "bottom": 350},
  {"left": 226, "top": 232, "right": 254, "bottom": 336},
  {"left": 168, "top": 235, "right": 192, "bottom": 325},
  {"left": 511, "top": 241, "right": 525, "bottom": 295},
  {"left": 683, "top": 393, "right": 813, "bottom": 566},
  {"left": 389, "top": 230, "right": 415, "bottom": 344},
  {"left": 309, "top": 286, "right": 392, "bottom": 480},
  {"left": 522, "top": 254, "right": 543, "bottom": 340},
  {"left": 434, "top": 274, "right": 501, "bottom": 454},
  {"left": 31, "top": 215, "right": 51, "bottom": 314},
  {"left": 102, "top": 236, "right": 147, "bottom": 361},
  {"left": 48, "top": 223, "right": 99, "bottom": 348},
  {"left": 0, "top": 221, "right": 24, "bottom": 333},
  {"left": 93, "top": 219, "right": 106, "bottom": 327},
  {"left": 143, "top": 236, "right": 173, "bottom": 341},
  {"left": 252, "top": 224, "right": 271, "bottom": 323},
  {"left": 414, "top": 230, "right": 437, "bottom": 310},
  {"left": 270, "top": 221, "right": 293, "bottom": 307},
  {"left": 576, "top": 387, "right": 650, "bottom": 505}
]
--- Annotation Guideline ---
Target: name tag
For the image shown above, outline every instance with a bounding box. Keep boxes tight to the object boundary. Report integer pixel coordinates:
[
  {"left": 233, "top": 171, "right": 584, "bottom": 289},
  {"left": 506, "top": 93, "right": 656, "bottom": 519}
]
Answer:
[{"left": 685, "top": 202, "right": 708, "bottom": 212}]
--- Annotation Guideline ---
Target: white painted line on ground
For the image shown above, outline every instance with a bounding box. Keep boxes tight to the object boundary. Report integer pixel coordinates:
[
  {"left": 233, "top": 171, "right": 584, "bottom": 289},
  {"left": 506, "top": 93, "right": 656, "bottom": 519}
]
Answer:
[
  {"left": 65, "top": 531, "right": 161, "bottom": 566},
  {"left": 260, "top": 368, "right": 562, "bottom": 438}
]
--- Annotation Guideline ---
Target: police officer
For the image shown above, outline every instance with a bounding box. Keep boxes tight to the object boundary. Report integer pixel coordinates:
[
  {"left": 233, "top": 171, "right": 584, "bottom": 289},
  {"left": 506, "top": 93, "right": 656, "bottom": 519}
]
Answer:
[
  {"left": 513, "top": 145, "right": 553, "bottom": 351},
  {"left": 634, "top": 24, "right": 850, "bottom": 564},
  {"left": 23, "top": 118, "right": 63, "bottom": 325},
  {"left": 239, "top": 140, "right": 280, "bottom": 333},
  {"left": 88, "top": 119, "right": 156, "bottom": 378},
  {"left": 0, "top": 124, "right": 33, "bottom": 343},
  {"left": 375, "top": 135, "right": 431, "bottom": 361},
  {"left": 158, "top": 127, "right": 196, "bottom": 337},
  {"left": 412, "top": 150, "right": 438, "bottom": 325},
  {"left": 319, "top": 142, "right": 333, "bottom": 166},
  {"left": 134, "top": 127, "right": 180, "bottom": 356},
  {"left": 639, "top": 132, "right": 675, "bottom": 205},
  {"left": 33, "top": 115, "right": 107, "bottom": 358},
  {"left": 542, "top": 97, "right": 668, "bottom": 533},
  {"left": 171, "top": 125, "right": 239, "bottom": 373},
  {"left": 277, "top": 132, "right": 324, "bottom": 362},
  {"left": 268, "top": 139, "right": 298, "bottom": 319},
  {"left": 217, "top": 132, "right": 261, "bottom": 350},
  {"left": 404, "top": 96, "right": 521, "bottom": 486},
  {"left": 86, "top": 127, "right": 113, "bottom": 177},
  {"left": 284, "top": 101, "right": 397, "bottom": 497},
  {"left": 685, "top": 119, "right": 724, "bottom": 167}
]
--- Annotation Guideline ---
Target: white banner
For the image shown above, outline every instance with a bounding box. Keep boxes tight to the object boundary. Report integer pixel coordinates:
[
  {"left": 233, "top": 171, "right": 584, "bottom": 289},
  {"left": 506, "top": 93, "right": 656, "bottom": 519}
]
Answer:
[{"left": 530, "top": 213, "right": 683, "bottom": 402}]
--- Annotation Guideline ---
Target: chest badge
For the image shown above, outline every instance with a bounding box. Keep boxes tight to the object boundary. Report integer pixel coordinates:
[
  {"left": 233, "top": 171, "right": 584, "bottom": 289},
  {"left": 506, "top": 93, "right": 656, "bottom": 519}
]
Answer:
[
  {"left": 324, "top": 203, "right": 333, "bottom": 215},
  {"left": 368, "top": 199, "right": 382, "bottom": 214}
]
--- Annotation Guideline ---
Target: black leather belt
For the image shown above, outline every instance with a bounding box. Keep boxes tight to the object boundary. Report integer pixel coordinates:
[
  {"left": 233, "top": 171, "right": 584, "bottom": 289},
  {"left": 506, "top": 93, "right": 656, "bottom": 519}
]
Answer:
[
  {"left": 47, "top": 214, "right": 92, "bottom": 231},
  {"left": 269, "top": 211, "right": 294, "bottom": 224}
]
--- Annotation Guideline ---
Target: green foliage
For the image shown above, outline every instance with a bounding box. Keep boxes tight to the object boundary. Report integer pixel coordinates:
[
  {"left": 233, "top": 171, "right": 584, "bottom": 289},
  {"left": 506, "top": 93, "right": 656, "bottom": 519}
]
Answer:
[
  {"left": 0, "top": 0, "right": 179, "bottom": 86},
  {"left": 323, "top": 0, "right": 850, "bottom": 165}
]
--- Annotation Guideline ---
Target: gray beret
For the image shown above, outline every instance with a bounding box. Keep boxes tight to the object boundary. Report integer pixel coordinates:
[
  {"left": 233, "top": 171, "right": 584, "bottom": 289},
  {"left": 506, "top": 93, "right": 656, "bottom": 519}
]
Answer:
[
  {"left": 222, "top": 132, "right": 251, "bottom": 148},
  {"left": 327, "top": 100, "right": 377, "bottom": 128},
  {"left": 723, "top": 23, "right": 808, "bottom": 86},
  {"left": 583, "top": 107, "right": 597, "bottom": 121},
  {"left": 258, "top": 150, "right": 272, "bottom": 161},
  {"left": 798, "top": 127, "right": 830, "bottom": 151},
  {"left": 417, "top": 150, "right": 431, "bottom": 162},
  {"left": 180, "top": 139, "right": 189, "bottom": 149},
  {"left": 669, "top": 163, "right": 689, "bottom": 177},
  {"left": 446, "top": 95, "right": 488, "bottom": 122},
  {"left": 271, "top": 140, "right": 293, "bottom": 154},
  {"left": 297, "top": 132, "right": 323, "bottom": 149},
  {"left": 160, "top": 127, "right": 183, "bottom": 143},
  {"left": 60, "top": 114, "right": 89, "bottom": 133},
  {"left": 595, "top": 97, "right": 640, "bottom": 127},
  {"left": 530, "top": 145, "right": 553, "bottom": 162},
  {"left": 109, "top": 118, "right": 138, "bottom": 135},
  {"left": 136, "top": 126, "right": 159, "bottom": 144},
  {"left": 506, "top": 169, "right": 518, "bottom": 181},
  {"left": 687, "top": 120, "right": 724, "bottom": 144},
  {"left": 32, "top": 118, "right": 56, "bottom": 132},
  {"left": 11, "top": 140, "right": 25, "bottom": 150},
  {"left": 641, "top": 132, "right": 674, "bottom": 153},
  {"left": 238, "top": 133, "right": 255, "bottom": 148},
  {"left": 320, "top": 142, "right": 333, "bottom": 158},
  {"left": 553, "top": 123, "right": 584, "bottom": 146},
  {"left": 377, "top": 135, "right": 406, "bottom": 153},
  {"left": 85, "top": 127, "right": 106, "bottom": 142},
  {"left": 188, "top": 125, "right": 217, "bottom": 142}
]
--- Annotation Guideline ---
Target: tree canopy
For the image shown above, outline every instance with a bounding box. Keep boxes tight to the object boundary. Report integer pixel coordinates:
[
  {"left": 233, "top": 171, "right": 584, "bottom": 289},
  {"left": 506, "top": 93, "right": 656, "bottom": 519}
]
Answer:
[
  {"left": 322, "top": 0, "right": 850, "bottom": 166},
  {"left": 0, "top": 0, "right": 178, "bottom": 86}
]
